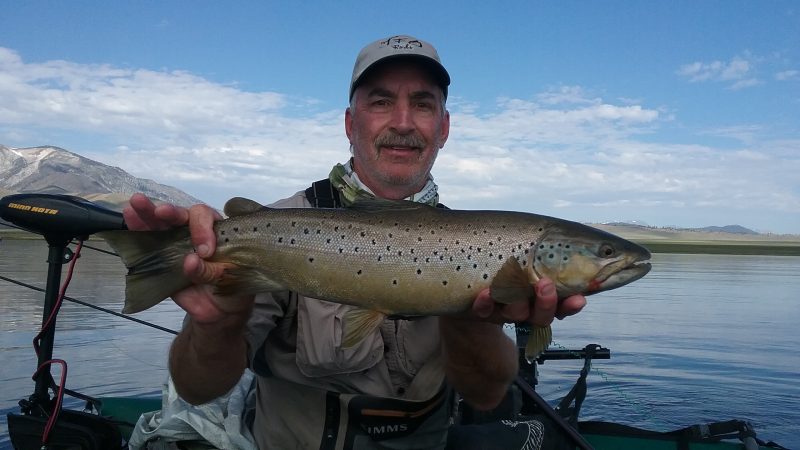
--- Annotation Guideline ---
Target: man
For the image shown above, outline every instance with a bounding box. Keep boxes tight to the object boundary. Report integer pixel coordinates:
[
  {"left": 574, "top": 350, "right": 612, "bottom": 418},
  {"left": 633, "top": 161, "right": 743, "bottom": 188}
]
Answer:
[{"left": 125, "top": 35, "right": 586, "bottom": 449}]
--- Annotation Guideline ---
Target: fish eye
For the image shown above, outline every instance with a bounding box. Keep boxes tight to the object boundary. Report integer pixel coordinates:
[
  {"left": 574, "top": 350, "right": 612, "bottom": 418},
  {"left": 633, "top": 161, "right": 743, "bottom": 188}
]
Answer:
[{"left": 599, "top": 243, "right": 616, "bottom": 258}]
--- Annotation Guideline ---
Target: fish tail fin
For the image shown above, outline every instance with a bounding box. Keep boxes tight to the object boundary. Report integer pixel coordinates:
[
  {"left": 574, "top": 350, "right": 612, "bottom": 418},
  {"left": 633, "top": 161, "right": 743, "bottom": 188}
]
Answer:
[
  {"left": 524, "top": 325, "right": 552, "bottom": 361},
  {"left": 98, "top": 228, "right": 194, "bottom": 314},
  {"left": 342, "top": 308, "right": 387, "bottom": 348}
]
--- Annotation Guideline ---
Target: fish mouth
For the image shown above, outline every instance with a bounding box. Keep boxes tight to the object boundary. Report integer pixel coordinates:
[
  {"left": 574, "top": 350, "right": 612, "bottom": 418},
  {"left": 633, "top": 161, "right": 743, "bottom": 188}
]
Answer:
[{"left": 594, "top": 258, "right": 651, "bottom": 292}]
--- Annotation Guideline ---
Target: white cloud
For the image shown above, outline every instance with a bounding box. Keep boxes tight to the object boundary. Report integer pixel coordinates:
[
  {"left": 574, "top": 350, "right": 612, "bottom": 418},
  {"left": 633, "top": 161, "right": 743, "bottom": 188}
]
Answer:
[
  {"left": 775, "top": 70, "right": 799, "bottom": 81},
  {"left": 676, "top": 56, "right": 759, "bottom": 89},
  {"left": 1, "top": 47, "right": 798, "bottom": 233}
]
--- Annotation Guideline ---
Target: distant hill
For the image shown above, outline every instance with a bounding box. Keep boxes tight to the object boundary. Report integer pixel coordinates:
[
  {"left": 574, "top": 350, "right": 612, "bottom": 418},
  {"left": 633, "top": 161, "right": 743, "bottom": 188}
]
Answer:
[
  {"left": 603, "top": 221, "right": 760, "bottom": 236},
  {"left": 0, "top": 145, "right": 203, "bottom": 210},
  {"left": 694, "top": 225, "right": 757, "bottom": 235}
]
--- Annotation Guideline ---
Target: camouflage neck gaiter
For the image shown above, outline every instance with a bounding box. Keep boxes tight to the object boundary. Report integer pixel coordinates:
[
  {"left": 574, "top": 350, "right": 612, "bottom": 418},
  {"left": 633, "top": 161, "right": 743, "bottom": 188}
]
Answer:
[{"left": 328, "top": 158, "right": 439, "bottom": 207}]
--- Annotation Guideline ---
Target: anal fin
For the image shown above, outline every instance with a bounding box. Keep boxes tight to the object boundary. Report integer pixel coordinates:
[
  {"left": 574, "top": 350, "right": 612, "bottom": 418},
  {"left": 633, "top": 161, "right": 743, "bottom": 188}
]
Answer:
[
  {"left": 525, "top": 325, "right": 552, "bottom": 361},
  {"left": 215, "top": 265, "right": 285, "bottom": 297}
]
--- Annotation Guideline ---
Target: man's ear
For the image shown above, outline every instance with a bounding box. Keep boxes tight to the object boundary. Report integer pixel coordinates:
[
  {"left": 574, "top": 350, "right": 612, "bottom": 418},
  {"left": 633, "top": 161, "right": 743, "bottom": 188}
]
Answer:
[
  {"left": 345, "top": 107, "right": 353, "bottom": 143},
  {"left": 437, "top": 110, "right": 451, "bottom": 149}
]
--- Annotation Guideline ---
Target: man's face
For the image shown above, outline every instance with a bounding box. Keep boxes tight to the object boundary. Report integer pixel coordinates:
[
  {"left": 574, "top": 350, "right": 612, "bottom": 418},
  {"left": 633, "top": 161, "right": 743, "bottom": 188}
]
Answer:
[{"left": 345, "top": 60, "right": 450, "bottom": 199}]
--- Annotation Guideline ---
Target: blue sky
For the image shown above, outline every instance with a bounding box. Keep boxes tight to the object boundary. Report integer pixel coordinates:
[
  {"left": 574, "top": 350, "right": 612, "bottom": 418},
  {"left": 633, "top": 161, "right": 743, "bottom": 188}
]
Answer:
[{"left": 1, "top": 1, "right": 798, "bottom": 233}]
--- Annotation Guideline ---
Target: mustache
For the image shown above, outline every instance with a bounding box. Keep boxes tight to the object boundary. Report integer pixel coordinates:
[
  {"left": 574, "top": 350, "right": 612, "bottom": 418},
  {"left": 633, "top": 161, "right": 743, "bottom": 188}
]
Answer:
[{"left": 374, "top": 132, "right": 427, "bottom": 149}]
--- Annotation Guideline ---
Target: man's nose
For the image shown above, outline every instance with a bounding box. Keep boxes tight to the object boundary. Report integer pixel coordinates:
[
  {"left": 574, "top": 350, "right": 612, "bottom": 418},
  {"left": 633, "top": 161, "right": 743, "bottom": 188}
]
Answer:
[{"left": 389, "top": 102, "right": 414, "bottom": 133}]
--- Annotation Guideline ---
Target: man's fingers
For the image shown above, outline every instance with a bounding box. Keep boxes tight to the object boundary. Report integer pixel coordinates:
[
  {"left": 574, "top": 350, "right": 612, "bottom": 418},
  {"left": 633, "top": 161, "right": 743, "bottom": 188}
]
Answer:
[
  {"left": 556, "top": 295, "right": 587, "bottom": 320},
  {"left": 188, "top": 204, "right": 220, "bottom": 257},
  {"left": 183, "top": 253, "right": 230, "bottom": 284},
  {"left": 472, "top": 289, "right": 494, "bottom": 318},
  {"left": 531, "top": 279, "right": 558, "bottom": 327}
]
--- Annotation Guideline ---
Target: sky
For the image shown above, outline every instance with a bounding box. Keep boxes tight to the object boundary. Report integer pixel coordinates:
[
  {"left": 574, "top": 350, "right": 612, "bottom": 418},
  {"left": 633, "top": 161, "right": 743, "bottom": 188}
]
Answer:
[{"left": 0, "top": 1, "right": 798, "bottom": 234}]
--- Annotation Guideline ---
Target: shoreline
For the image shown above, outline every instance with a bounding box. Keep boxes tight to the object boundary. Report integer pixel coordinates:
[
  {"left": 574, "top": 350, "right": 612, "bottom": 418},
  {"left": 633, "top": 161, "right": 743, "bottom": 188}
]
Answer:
[{"left": 3, "top": 228, "right": 799, "bottom": 256}]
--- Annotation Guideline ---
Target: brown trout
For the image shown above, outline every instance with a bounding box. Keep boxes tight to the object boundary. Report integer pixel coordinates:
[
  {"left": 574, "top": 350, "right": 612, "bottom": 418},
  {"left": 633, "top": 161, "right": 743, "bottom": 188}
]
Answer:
[{"left": 99, "top": 197, "right": 651, "bottom": 358}]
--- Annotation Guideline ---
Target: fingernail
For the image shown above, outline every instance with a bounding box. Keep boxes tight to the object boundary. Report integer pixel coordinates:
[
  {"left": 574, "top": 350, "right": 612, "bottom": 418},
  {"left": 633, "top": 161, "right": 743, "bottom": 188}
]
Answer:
[
  {"left": 541, "top": 283, "right": 555, "bottom": 298},
  {"left": 196, "top": 244, "right": 209, "bottom": 257}
]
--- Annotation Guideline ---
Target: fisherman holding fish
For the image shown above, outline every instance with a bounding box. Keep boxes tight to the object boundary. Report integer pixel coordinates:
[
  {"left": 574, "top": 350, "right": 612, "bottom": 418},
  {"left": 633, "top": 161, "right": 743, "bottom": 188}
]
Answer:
[{"left": 115, "top": 35, "right": 646, "bottom": 449}]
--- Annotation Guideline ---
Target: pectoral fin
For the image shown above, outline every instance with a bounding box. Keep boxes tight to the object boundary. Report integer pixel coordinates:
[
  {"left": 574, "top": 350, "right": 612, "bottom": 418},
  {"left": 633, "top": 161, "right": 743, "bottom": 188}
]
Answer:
[
  {"left": 490, "top": 257, "right": 535, "bottom": 304},
  {"left": 525, "top": 325, "right": 552, "bottom": 361},
  {"left": 342, "top": 309, "right": 387, "bottom": 348}
]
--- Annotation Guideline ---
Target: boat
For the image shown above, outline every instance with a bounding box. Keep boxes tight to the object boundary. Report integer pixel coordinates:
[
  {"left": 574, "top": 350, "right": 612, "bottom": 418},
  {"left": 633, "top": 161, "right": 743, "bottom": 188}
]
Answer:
[{"left": 0, "top": 193, "right": 789, "bottom": 450}]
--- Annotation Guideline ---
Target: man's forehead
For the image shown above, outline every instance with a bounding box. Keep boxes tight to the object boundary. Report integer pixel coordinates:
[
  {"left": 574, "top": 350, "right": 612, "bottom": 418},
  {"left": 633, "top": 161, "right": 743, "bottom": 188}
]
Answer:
[{"left": 356, "top": 60, "right": 443, "bottom": 97}]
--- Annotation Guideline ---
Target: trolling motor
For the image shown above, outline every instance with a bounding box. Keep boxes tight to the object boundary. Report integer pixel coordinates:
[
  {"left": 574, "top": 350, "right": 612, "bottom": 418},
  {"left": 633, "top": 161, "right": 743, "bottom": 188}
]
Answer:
[{"left": 1, "top": 193, "right": 127, "bottom": 450}]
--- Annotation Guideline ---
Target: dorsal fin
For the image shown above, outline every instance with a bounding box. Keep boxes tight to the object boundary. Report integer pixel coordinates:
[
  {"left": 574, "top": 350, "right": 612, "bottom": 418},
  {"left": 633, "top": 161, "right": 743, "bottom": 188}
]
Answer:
[{"left": 224, "top": 197, "right": 265, "bottom": 217}]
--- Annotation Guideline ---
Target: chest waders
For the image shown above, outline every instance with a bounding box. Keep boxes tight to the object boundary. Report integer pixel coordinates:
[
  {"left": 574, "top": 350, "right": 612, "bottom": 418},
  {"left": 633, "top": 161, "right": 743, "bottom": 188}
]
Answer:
[{"left": 256, "top": 180, "right": 455, "bottom": 450}]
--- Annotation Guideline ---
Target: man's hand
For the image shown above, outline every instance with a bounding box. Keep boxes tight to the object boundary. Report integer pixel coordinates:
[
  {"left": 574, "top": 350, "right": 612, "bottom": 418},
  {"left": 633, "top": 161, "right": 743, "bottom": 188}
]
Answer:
[
  {"left": 440, "top": 278, "right": 586, "bottom": 410},
  {"left": 470, "top": 278, "right": 587, "bottom": 327},
  {"left": 123, "top": 193, "right": 253, "bottom": 323}
]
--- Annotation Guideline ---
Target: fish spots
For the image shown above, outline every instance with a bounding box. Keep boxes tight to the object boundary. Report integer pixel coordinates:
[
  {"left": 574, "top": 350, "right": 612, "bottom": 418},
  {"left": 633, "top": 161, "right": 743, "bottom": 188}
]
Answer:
[
  {"left": 357, "top": 269, "right": 363, "bottom": 275},
  {"left": 290, "top": 238, "right": 296, "bottom": 245},
  {"left": 233, "top": 227, "right": 239, "bottom": 232},
  {"left": 308, "top": 257, "right": 315, "bottom": 263},
  {"left": 278, "top": 237, "right": 283, "bottom": 243},
  {"left": 303, "top": 228, "right": 309, "bottom": 234},
  {"left": 442, "top": 280, "right": 448, "bottom": 286},
  {"left": 417, "top": 269, "right": 422, "bottom": 275},
  {"left": 253, "top": 227, "right": 258, "bottom": 232}
]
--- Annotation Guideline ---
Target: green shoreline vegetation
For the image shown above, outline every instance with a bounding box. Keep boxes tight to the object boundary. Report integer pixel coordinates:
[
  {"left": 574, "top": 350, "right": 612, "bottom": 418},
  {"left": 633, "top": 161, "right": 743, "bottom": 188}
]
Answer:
[
  {"left": 2, "top": 226, "right": 800, "bottom": 256},
  {"left": 635, "top": 240, "right": 800, "bottom": 256}
]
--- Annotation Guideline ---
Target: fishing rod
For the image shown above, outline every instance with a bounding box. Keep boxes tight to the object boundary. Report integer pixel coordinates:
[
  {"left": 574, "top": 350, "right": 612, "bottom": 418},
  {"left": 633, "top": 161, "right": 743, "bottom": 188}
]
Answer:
[{"left": 0, "top": 274, "right": 179, "bottom": 335}]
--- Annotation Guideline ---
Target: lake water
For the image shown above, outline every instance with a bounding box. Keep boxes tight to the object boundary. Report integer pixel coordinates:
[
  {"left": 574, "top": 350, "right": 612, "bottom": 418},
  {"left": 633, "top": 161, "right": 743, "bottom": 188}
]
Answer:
[{"left": 1, "top": 238, "right": 798, "bottom": 449}]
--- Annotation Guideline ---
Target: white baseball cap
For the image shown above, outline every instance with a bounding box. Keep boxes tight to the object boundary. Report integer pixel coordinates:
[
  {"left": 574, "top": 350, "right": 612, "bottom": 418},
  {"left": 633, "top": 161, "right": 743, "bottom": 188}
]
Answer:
[{"left": 349, "top": 35, "right": 450, "bottom": 100}]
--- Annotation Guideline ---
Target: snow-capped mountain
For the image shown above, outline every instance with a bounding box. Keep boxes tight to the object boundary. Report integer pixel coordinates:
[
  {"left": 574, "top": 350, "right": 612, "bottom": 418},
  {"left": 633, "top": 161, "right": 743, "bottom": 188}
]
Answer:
[{"left": 0, "top": 145, "right": 203, "bottom": 209}]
